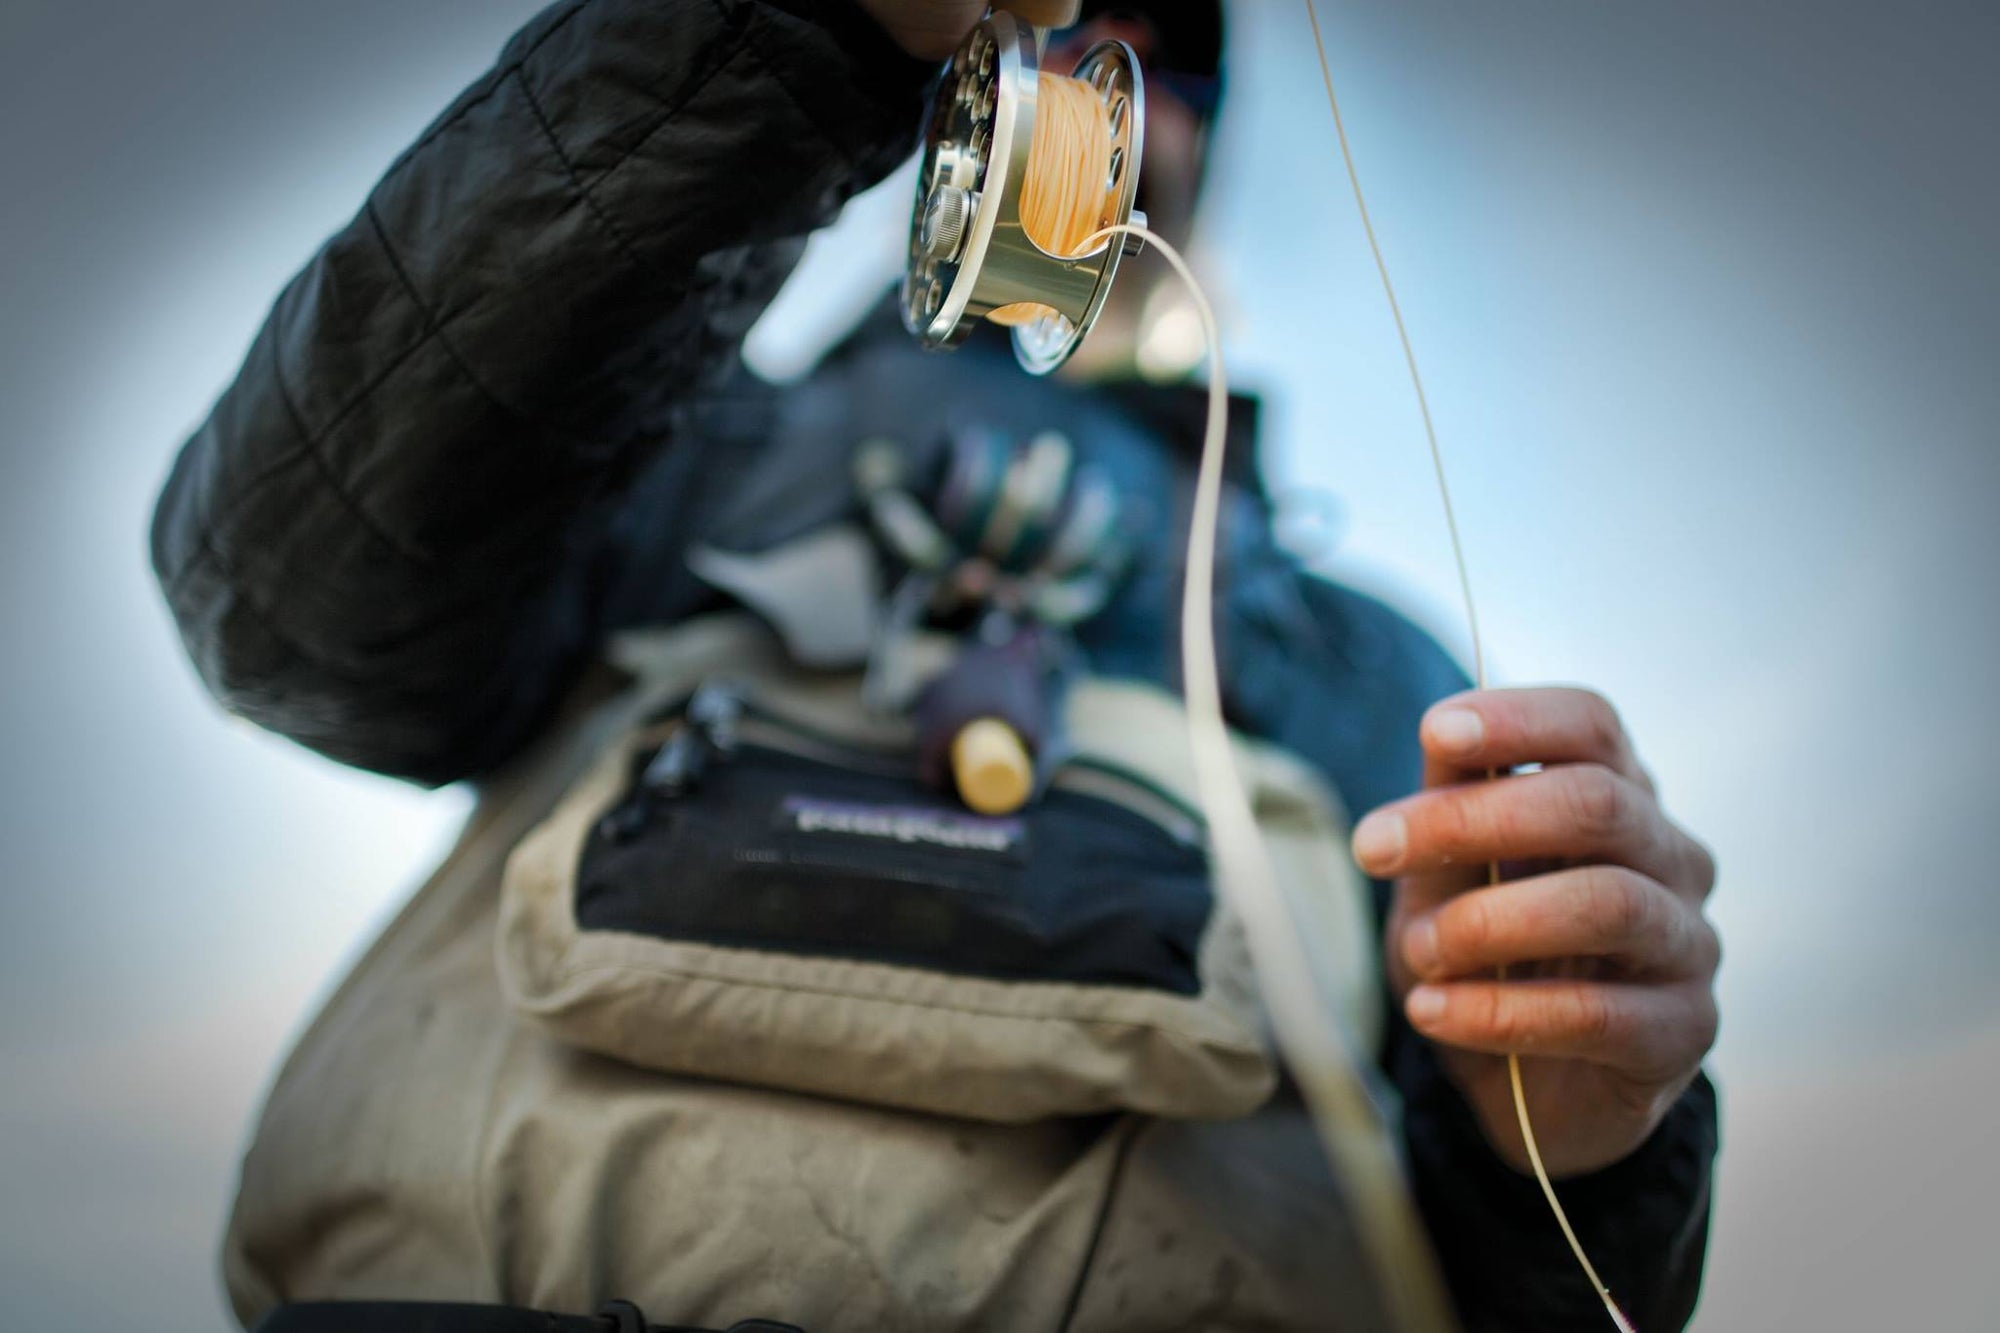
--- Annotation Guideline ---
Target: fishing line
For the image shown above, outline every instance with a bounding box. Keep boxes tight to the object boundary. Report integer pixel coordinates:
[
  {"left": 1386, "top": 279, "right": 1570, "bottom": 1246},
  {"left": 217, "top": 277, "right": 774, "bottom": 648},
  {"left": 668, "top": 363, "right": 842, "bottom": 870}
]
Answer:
[
  {"left": 908, "top": 12, "right": 1638, "bottom": 1326},
  {"left": 990, "top": 72, "right": 1118, "bottom": 326},
  {"left": 1001, "top": 43, "right": 1459, "bottom": 1333},
  {"left": 1077, "top": 214, "right": 1457, "bottom": 1333},
  {"left": 1302, "top": 2, "right": 1636, "bottom": 1328}
]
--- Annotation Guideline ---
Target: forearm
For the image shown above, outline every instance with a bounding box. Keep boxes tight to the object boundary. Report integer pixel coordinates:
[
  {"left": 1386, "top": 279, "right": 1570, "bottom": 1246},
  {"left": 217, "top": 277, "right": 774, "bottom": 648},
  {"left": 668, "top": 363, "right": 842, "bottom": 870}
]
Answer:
[{"left": 153, "top": 0, "right": 932, "bottom": 782}]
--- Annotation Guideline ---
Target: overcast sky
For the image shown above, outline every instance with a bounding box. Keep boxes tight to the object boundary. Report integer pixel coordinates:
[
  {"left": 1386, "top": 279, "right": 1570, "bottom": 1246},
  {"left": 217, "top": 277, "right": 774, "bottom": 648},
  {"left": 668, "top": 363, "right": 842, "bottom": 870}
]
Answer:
[{"left": 1, "top": 1, "right": 1994, "bottom": 1328}]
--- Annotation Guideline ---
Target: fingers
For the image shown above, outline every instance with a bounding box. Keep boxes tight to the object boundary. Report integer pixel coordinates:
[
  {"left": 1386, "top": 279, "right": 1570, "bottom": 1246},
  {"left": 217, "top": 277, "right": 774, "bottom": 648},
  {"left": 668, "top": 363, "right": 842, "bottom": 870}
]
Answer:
[
  {"left": 1400, "top": 866, "right": 1720, "bottom": 982},
  {"left": 1405, "top": 977, "right": 1719, "bottom": 1078},
  {"left": 861, "top": 1, "right": 991, "bottom": 60},
  {"left": 1420, "top": 687, "right": 1648, "bottom": 789},
  {"left": 997, "top": 0, "right": 1084, "bottom": 24},
  {"left": 1356, "top": 762, "right": 1701, "bottom": 890}
]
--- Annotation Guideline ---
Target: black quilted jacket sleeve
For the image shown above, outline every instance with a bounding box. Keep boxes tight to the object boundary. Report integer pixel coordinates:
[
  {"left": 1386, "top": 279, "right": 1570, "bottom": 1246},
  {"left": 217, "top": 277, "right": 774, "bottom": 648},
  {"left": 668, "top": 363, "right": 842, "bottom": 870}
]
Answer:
[{"left": 151, "top": 0, "right": 933, "bottom": 784}]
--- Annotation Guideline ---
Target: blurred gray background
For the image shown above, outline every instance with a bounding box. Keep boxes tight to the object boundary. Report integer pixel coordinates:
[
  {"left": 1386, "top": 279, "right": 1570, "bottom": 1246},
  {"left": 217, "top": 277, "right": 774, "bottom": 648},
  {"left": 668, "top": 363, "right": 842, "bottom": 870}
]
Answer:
[{"left": 2, "top": 0, "right": 1995, "bottom": 1327}]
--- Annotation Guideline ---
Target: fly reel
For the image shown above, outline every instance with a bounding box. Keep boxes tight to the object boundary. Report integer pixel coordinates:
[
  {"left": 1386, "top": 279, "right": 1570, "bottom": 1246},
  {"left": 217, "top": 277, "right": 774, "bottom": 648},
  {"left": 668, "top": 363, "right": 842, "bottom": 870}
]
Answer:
[{"left": 901, "top": 11, "right": 1146, "bottom": 375}]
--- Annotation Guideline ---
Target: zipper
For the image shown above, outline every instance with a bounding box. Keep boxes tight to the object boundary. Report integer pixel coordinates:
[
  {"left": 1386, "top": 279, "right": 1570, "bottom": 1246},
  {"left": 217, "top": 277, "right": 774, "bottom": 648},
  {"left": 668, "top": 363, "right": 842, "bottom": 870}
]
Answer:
[
  {"left": 631, "top": 680, "right": 744, "bottom": 795},
  {"left": 1050, "top": 762, "right": 1202, "bottom": 846},
  {"left": 735, "top": 714, "right": 915, "bottom": 780}
]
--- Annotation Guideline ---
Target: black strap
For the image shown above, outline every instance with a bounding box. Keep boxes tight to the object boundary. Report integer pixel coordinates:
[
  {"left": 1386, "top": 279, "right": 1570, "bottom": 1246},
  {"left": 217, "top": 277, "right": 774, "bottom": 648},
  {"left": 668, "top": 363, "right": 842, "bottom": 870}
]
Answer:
[{"left": 249, "top": 1300, "right": 805, "bottom": 1333}]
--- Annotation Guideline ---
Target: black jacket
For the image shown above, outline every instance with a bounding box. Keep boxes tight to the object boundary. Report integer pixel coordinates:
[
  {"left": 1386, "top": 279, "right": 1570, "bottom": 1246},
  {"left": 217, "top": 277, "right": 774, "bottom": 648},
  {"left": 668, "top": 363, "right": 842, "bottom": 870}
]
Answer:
[{"left": 151, "top": 1, "right": 1716, "bottom": 1327}]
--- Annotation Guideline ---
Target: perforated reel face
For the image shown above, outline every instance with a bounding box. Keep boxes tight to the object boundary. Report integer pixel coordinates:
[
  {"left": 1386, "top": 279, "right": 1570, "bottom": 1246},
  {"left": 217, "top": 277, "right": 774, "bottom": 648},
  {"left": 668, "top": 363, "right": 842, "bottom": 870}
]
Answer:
[
  {"left": 900, "top": 21, "right": 1012, "bottom": 349},
  {"left": 900, "top": 14, "right": 1145, "bottom": 376}
]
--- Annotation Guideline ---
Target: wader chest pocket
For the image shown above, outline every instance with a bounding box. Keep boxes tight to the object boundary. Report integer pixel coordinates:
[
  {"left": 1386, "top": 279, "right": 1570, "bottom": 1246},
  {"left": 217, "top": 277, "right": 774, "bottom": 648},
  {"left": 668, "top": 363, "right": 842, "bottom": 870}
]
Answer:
[{"left": 498, "top": 682, "right": 1277, "bottom": 1123}]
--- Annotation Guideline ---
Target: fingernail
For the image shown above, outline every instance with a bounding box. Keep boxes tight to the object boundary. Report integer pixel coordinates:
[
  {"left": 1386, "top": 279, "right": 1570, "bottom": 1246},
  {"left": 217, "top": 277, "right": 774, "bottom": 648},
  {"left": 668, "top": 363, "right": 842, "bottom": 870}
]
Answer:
[
  {"left": 1352, "top": 811, "right": 1407, "bottom": 873},
  {"left": 1403, "top": 917, "right": 1440, "bottom": 977},
  {"left": 1407, "top": 986, "right": 1446, "bottom": 1027},
  {"left": 1428, "top": 707, "right": 1484, "bottom": 753}
]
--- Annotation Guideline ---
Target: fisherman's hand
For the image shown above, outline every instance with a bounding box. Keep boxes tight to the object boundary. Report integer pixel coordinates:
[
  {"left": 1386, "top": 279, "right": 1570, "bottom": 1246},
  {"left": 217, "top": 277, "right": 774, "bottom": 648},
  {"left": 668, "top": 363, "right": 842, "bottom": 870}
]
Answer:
[
  {"left": 1354, "top": 687, "right": 1721, "bottom": 1177},
  {"left": 857, "top": 1, "right": 1082, "bottom": 61}
]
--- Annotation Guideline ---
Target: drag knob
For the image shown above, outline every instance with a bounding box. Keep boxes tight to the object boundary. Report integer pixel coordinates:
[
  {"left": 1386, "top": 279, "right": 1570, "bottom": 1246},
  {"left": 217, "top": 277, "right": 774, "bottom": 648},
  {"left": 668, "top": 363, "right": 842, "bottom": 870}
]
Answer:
[{"left": 921, "top": 185, "right": 973, "bottom": 263}]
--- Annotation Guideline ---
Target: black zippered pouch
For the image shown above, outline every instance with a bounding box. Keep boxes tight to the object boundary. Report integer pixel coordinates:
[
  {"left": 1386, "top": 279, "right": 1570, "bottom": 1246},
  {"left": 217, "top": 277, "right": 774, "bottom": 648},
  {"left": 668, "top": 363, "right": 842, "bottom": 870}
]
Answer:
[{"left": 579, "top": 693, "right": 1211, "bottom": 996}]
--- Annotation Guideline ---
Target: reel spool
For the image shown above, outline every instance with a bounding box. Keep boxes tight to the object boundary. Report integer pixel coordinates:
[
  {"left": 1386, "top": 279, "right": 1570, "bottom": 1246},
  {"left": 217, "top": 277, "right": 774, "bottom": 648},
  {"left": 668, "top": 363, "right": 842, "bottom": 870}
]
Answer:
[{"left": 902, "top": 11, "right": 1146, "bottom": 375}]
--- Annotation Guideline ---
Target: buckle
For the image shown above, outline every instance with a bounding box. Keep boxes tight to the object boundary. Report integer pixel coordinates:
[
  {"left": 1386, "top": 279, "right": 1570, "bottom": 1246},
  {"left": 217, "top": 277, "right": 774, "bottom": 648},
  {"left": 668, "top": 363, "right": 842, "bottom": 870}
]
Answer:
[{"left": 596, "top": 1300, "right": 648, "bottom": 1333}]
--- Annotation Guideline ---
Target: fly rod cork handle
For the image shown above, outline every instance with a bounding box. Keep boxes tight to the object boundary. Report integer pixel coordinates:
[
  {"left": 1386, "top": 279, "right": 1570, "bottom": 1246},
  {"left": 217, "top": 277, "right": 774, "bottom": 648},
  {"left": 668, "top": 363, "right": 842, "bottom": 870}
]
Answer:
[{"left": 951, "top": 716, "right": 1034, "bottom": 815}]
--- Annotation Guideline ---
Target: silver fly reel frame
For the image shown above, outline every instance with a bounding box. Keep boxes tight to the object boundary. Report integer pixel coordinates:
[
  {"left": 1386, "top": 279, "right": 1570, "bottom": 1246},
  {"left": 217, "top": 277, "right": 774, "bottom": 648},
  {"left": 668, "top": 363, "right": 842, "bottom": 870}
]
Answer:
[{"left": 901, "top": 11, "right": 1146, "bottom": 375}]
